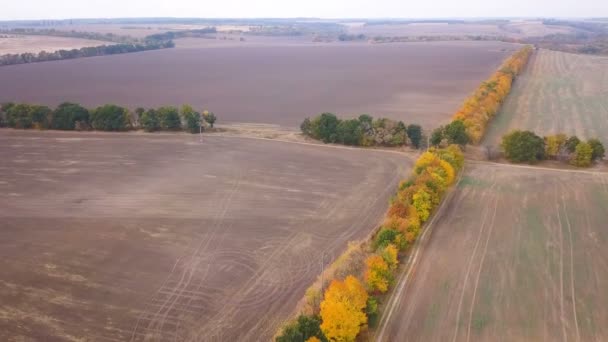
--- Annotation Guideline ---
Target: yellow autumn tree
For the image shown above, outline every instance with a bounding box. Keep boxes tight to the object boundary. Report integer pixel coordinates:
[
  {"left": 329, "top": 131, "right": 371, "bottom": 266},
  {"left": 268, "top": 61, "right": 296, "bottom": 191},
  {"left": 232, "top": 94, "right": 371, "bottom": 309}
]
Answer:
[
  {"left": 364, "top": 255, "right": 390, "bottom": 293},
  {"left": 306, "top": 337, "right": 322, "bottom": 342},
  {"left": 381, "top": 244, "right": 399, "bottom": 270},
  {"left": 413, "top": 188, "right": 432, "bottom": 222},
  {"left": 320, "top": 275, "right": 368, "bottom": 342}
]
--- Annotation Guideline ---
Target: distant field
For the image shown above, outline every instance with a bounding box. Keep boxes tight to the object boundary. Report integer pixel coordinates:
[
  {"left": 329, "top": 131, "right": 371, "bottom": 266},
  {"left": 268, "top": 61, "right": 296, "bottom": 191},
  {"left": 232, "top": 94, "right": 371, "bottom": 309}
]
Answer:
[
  {"left": 382, "top": 162, "right": 608, "bottom": 341},
  {"left": 0, "top": 40, "right": 517, "bottom": 128},
  {"left": 0, "top": 130, "right": 409, "bottom": 341},
  {"left": 346, "top": 20, "right": 575, "bottom": 38},
  {"left": 0, "top": 35, "right": 110, "bottom": 55},
  {"left": 484, "top": 49, "right": 608, "bottom": 146}
]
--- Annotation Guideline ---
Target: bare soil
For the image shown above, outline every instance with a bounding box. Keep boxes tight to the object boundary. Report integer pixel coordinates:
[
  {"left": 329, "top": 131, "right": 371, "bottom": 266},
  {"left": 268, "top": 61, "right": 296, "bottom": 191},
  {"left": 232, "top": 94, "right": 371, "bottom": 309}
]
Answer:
[
  {"left": 0, "top": 35, "right": 111, "bottom": 55},
  {"left": 0, "top": 40, "right": 517, "bottom": 129},
  {"left": 381, "top": 162, "right": 608, "bottom": 341},
  {"left": 0, "top": 129, "right": 411, "bottom": 341}
]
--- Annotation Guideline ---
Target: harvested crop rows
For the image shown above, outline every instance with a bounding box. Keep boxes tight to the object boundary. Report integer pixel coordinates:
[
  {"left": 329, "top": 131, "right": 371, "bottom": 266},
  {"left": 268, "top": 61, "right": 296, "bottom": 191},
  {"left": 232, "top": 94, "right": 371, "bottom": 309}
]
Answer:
[
  {"left": 0, "top": 130, "right": 410, "bottom": 341},
  {"left": 484, "top": 49, "right": 608, "bottom": 146},
  {"left": 0, "top": 40, "right": 517, "bottom": 128},
  {"left": 380, "top": 162, "right": 608, "bottom": 341}
]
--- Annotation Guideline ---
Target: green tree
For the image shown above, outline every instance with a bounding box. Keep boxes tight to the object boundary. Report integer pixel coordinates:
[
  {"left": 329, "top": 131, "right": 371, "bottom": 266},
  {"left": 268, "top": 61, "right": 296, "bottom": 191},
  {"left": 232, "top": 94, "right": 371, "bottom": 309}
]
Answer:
[
  {"left": 90, "top": 104, "right": 129, "bottom": 131},
  {"left": 336, "top": 119, "right": 362, "bottom": 146},
  {"left": 430, "top": 127, "right": 444, "bottom": 146},
  {"left": 204, "top": 111, "right": 217, "bottom": 128},
  {"left": 158, "top": 106, "right": 181, "bottom": 130},
  {"left": 588, "top": 138, "right": 605, "bottom": 161},
  {"left": 312, "top": 113, "right": 339, "bottom": 143},
  {"left": 407, "top": 124, "right": 422, "bottom": 149},
  {"left": 501, "top": 130, "right": 545, "bottom": 163},
  {"left": 181, "top": 105, "right": 201, "bottom": 134},
  {"left": 565, "top": 136, "right": 581, "bottom": 153},
  {"left": 373, "top": 228, "right": 400, "bottom": 250},
  {"left": 141, "top": 109, "right": 160, "bottom": 132},
  {"left": 444, "top": 120, "right": 470, "bottom": 146},
  {"left": 52, "top": 102, "right": 89, "bottom": 130},
  {"left": 276, "top": 315, "right": 327, "bottom": 342},
  {"left": 7, "top": 103, "right": 33, "bottom": 129},
  {"left": 571, "top": 142, "right": 593, "bottom": 167},
  {"left": 29, "top": 105, "right": 52, "bottom": 129}
]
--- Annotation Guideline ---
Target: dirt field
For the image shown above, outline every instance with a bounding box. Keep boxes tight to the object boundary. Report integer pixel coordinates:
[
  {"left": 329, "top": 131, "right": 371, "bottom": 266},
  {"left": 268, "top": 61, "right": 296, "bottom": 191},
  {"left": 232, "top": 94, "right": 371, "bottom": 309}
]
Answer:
[
  {"left": 484, "top": 49, "right": 608, "bottom": 146},
  {"left": 0, "top": 129, "right": 410, "bottom": 341},
  {"left": 0, "top": 35, "right": 111, "bottom": 55},
  {"left": 0, "top": 40, "right": 516, "bottom": 129},
  {"left": 380, "top": 162, "right": 608, "bottom": 341}
]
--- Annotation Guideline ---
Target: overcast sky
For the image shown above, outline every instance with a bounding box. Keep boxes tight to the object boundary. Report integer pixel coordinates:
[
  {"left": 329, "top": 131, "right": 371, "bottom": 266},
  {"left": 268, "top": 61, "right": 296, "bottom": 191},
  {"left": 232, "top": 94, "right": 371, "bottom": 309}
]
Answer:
[{"left": 2, "top": 0, "right": 607, "bottom": 21}]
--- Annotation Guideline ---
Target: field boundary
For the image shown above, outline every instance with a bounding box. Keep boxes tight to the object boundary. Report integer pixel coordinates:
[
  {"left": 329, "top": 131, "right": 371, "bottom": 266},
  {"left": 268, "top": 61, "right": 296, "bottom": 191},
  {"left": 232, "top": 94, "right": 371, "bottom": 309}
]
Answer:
[{"left": 375, "top": 164, "right": 466, "bottom": 341}]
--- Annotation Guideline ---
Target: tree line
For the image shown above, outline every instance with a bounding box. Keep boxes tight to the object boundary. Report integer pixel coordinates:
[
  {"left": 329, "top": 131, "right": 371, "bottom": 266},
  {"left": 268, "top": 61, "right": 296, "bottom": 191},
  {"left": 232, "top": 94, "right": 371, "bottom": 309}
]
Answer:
[
  {"left": 501, "top": 130, "right": 605, "bottom": 167},
  {"left": 0, "top": 28, "right": 175, "bottom": 66},
  {"left": 276, "top": 146, "right": 465, "bottom": 342},
  {"left": 0, "top": 102, "right": 217, "bottom": 133},
  {"left": 301, "top": 113, "right": 423, "bottom": 148},
  {"left": 452, "top": 45, "right": 533, "bottom": 143}
]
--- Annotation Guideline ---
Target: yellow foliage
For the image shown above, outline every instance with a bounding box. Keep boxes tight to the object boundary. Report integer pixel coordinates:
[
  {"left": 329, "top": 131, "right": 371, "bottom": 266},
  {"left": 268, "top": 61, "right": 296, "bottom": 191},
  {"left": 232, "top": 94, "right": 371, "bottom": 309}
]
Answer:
[
  {"left": 306, "top": 337, "right": 322, "bottom": 342},
  {"left": 414, "top": 151, "right": 440, "bottom": 174},
  {"left": 451, "top": 46, "right": 532, "bottom": 144},
  {"left": 545, "top": 133, "right": 567, "bottom": 159},
  {"left": 381, "top": 244, "right": 399, "bottom": 270},
  {"left": 413, "top": 188, "right": 432, "bottom": 222},
  {"left": 364, "top": 255, "right": 390, "bottom": 293},
  {"left": 320, "top": 275, "right": 368, "bottom": 342},
  {"left": 439, "top": 159, "right": 456, "bottom": 185}
]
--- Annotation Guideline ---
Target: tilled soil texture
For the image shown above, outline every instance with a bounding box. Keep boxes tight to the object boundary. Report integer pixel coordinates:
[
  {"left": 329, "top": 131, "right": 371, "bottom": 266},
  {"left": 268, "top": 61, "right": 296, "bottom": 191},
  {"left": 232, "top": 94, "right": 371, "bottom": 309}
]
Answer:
[
  {"left": 0, "top": 130, "right": 411, "bottom": 341},
  {"left": 484, "top": 49, "right": 608, "bottom": 146},
  {"left": 380, "top": 162, "right": 608, "bottom": 341},
  {"left": 0, "top": 40, "right": 517, "bottom": 129}
]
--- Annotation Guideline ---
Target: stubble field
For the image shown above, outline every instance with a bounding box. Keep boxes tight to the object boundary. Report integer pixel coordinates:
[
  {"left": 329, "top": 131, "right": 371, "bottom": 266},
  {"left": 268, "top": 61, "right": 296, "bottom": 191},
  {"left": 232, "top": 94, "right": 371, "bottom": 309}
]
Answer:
[
  {"left": 484, "top": 49, "right": 608, "bottom": 146},
  {"left": 381, "top": 162, "right": 608, "bottom": 341},
  {"left": 0, "top": 130, "right": 410, "bottom": 341},
  {"left": 0, "top": 40, "right": 516, "bottom": 128}
]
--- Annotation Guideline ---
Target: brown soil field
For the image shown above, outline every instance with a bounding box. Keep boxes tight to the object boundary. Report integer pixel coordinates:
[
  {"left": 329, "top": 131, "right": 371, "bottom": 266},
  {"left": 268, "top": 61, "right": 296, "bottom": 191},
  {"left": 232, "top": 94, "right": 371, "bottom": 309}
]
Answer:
[
  {"left": 0, "top": 35, "right": 111, "bottom": 55},
  {"left": 380, "top": 162, "right": 608, "bottom": 341},
  {"left": 0, "top": 129, "right": 410, "bottom": 341},
  {"left": 484, "top": 49, "right": 608, "bottom": 146},
  {"left": 0, "top": 40, "right": 516, "bottom": 129}
]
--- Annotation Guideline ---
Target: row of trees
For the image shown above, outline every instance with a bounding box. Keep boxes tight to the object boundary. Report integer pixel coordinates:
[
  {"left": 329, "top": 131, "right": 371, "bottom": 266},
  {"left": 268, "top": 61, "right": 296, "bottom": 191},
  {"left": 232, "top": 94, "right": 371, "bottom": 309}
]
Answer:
[
  {"left": 0, "top": 28, "right": 138, "bottom": 43},
  {"left": 0, "top": 40, "right": 174, "bottom": 66},
  {"left": 452, "top": 45, "right": 533, "bottom": 143},
  {"left": 276, "top": 146, "right": 465, "bottom": 342},
  {"left": 501, "top": 130, "right": 605, "bottom": 167},
  {"left": 0, "top": 102, "right": 217, "bottom": 133},
  {"left": 301, "top": 113, "right": 423, "bottom": 148}
]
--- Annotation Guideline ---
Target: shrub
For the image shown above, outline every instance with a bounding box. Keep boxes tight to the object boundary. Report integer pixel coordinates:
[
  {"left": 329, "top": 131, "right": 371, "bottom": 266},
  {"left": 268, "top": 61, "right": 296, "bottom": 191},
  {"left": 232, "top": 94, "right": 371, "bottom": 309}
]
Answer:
[
  {"left": 366, "top": 297, "right": 379, "bottom": 328},
  {"left": 90, "top": 104, "right": 129, "bottom": 131},
  {"left": 158, "top": 106, "right": 181, "bottom": 130},
  {"left": 52, "top": 102, "right": 89, "bottom": 130},
  {"left": 381, "top": 244, "right": 398, "bottom": 270},
  {"left": 501, "top": 130, "right": 545, "bottom": 163},
  {"left": 276, "top": 315, "right": 327, "bottom": 342},
  {"left": 571, "top": 142, "right": 593, "bottom": 167},
  {"left": 141, "top": 109, "right": 160, "bottom": 132}
]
